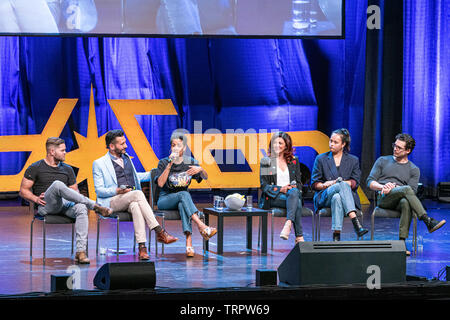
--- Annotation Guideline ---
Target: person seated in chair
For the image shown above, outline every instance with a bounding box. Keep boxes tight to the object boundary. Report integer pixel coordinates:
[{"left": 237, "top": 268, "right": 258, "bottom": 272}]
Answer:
[
  {"left": 367, "top": 133, "right": 446, "bottom": 255},
  {"left": 19, "top": 137, "right": 112, "bottom": 264},
  {"left": 311, "top": 128, "right": 368, "bottom": 241},
  {"left": 92, "top": 130, "right": 178, "bottom": 260},
  {"left": 154, "top": 131, "right": 217, "bottom": 258},
  {"left": 259, "top": 131, "right": 304, "bottom": 244}
]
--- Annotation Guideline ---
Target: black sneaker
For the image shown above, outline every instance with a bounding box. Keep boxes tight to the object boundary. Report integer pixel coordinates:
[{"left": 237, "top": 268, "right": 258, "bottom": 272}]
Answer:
[{"left": 423, "top": 216, "right": 446, "bottom": 233}]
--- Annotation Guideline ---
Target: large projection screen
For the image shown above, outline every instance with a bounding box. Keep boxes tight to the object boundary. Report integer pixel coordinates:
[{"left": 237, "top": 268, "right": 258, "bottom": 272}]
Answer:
[{"left": 0, "top": 0, "right": 344, "bottom": 38}]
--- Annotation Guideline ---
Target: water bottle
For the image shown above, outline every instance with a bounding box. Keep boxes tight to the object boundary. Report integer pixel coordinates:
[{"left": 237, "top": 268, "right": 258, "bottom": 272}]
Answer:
[
  {"left": 417, "top": 235, "right": 423, "bottom": 254},
  {"left": 292, "top": 0, "right": 311, "bottom": 32},
  {"left": 309, "top": 0, "right": 318, "bottom": 27}
]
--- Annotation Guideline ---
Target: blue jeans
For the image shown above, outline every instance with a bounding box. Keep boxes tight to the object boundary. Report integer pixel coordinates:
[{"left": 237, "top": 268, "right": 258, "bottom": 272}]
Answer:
[
  {"left": 157, "top": 190, "right": 198, "bottom": 234},
  {"left": 271, "top": 188, "right": 303, "bottom": 237},
  {"left": 320, "top": 182, "right": 357, "bottom": 231}
]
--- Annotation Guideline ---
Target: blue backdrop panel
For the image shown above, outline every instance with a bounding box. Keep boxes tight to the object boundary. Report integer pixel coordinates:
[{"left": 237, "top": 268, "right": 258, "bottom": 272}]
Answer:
[{"left": 403, "top": 0, "right": 450, "bottom": 186}]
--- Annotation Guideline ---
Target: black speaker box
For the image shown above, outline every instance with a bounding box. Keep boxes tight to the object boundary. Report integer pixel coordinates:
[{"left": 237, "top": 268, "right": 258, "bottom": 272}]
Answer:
[
  {"left": 51, "top": 274, "right": 71, "bottom": 292},
  {"left": 256, "top": 269, "right": 277, "bottom": 286},
  {"left": 438, "top": 182, "right": 450, "bottom": 202},
  {"left": 278, "top": 241, "right": 406, "bottom": 286},
  {"left": 93, "top": 262, "right": 156, "bottom": 290}
]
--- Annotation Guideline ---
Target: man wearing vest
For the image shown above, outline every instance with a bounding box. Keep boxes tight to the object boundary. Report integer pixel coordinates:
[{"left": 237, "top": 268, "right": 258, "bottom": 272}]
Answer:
[{"left": 93, "top": 130, "right": 178, "bottom": 260}]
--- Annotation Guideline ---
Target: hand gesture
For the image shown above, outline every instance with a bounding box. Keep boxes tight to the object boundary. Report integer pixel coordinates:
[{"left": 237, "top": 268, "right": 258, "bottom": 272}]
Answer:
[{"left": 186, "top": 165, "right": 202, "bottom": 176}]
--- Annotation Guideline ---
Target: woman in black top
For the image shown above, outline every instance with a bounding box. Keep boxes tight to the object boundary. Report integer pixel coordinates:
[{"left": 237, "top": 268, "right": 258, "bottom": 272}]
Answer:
[{"left": 154, "top": 132, "right": 217, "bottom": 257}]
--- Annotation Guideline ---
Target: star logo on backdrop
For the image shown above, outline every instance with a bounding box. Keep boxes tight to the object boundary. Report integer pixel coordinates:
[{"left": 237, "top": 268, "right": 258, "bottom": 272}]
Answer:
[
  {"left": 64, "top": 87, "right": 108, "bottom": 200},
  {"left": 0, "top": 85, "right": 178, "bottom": 200}
]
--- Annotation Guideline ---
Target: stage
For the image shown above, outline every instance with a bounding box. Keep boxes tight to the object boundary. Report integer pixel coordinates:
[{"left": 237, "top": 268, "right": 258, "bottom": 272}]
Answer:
[{"left": 0, "top": 198, "right": 449, "bottom": 300}]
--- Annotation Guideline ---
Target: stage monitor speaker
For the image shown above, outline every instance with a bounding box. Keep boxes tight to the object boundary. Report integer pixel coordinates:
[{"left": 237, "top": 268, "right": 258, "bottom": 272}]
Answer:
[
  {"left": 256, "top": 269, "right": 277, "bottom": 286},
  {"left": 278, "top": 241, "right": 406, "bottom": 286},
  {"left": 51, "top": 274, "right": 71, "bottom": 292},
  {"left": 93, "top": 262, "right": 156, "bottom": 290},
  {"left": 437, "top": 182, "right": 450, "bottom": 202}
]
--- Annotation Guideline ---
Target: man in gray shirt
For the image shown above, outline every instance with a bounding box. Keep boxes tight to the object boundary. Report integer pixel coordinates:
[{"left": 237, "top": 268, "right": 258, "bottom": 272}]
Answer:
[{"left": 367, "top": 133, "right": 446, "bottom": 254}]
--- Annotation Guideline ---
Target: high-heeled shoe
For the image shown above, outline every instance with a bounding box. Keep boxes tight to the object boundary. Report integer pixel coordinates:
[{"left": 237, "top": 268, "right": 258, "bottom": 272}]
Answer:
[
  {"left": 186, "top": 246, "right": 195, "bottom": 257},
  {"left": 280, "top": 221, "right": 292, "bottom": 240}
]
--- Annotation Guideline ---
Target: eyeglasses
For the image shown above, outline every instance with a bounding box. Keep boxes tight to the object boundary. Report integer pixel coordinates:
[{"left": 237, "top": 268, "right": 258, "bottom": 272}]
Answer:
[{"left": 392, "top": 143, "right": 406, "bottom": 151}]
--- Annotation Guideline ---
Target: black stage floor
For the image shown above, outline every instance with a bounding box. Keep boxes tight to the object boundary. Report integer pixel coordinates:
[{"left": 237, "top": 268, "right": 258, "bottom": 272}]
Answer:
[{"left": 0, "top": 198, "right": 449, "bottom": 303}]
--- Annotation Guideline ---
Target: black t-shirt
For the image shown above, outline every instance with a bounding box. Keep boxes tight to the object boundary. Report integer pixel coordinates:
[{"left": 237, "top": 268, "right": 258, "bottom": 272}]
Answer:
[
  {"left": 24, "top": 160, "right": 76, "bottom": 196},
  {"left": 154, "top": 156, "right": 203, "bottom": 195}
]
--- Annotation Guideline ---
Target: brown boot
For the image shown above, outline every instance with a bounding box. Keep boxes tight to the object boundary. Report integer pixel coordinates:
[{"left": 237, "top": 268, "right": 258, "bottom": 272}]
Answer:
[
  {"left": 75, "top": 251, "right": 90, "bottom": 264},
  {"left": 156, "top": 229, "right": 178, "bottom": 244},
  {"left": 94, "top": 204, "right": 113, "bottom": 217},
  {"left": 138, "top": 246, "right": 150, "bottom": 260}
]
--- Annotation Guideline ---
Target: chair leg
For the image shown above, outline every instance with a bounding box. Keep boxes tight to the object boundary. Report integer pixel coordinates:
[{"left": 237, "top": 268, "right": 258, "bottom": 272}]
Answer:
[
  {"left": 413, "top": 216, "right": 418, "bottom": 255},
  {"left": 317, "top": 213, "right": 320, "bottom": 241},
  {"left": 155, "top": 227, "right": 158, "bottom": 256},
  {"left": 116, "top": 217, "right": 120, "bottom": 260},
  {"left": 271, "top": 213, "right": 274, "bottom": 250},
  {"left": 96, "top": 216, "right": 100, "bottom": 255},
  {"left": 71, "top": 224, "right": 74, "bottom": 255},
  {"left": 371, "top": 211, "right": 375, "bottom": 240},
  {"left": 30, "top": 218, "right": 35, "bottom": 260},
  {"left": 311, "top": 212, "right": 315, "bottom": 242},
  {"left": 201, "top": 216, "right": 206, "bottom": 254},
  {"left": 162, "top": 217, "right": 165, "bottom": 256},
  {"left": 257, "top": 216, "right": 261, "bottom": 248},
  {"left": 43, "top": 220, "right": 46, "bottom": 264},
  {"left": 133, "top": 234, "right": 136, "bottom": 254},
  {"left": 148, "top": 228, "right": 151, "bottom": 254}
]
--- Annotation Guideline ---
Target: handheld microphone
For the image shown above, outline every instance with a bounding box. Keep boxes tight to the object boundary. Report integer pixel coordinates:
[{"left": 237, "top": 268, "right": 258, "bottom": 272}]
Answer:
[
  {"left": 290, "top": 180, "right": 297, "bottom": 186},
  {"left": 119, "top": 185, "right": 134, "bottom": 190},
  {"left": 336, "top": 177, "right": 343, "bottom": 183}
]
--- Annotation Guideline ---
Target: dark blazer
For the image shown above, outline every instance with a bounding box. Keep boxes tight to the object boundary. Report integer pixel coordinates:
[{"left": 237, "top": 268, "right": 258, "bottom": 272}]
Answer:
[
  {"left": 311, "top": 151, "right": 361, "bottom": 211},
  {"left": 258, "top": 156, "right": 302, "bottom": 210}
]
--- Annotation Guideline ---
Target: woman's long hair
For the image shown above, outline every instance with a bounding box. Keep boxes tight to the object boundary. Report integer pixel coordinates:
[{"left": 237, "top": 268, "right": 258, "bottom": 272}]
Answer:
[{"left": 268, "top": 132, "right": 295, "bottom": 163}]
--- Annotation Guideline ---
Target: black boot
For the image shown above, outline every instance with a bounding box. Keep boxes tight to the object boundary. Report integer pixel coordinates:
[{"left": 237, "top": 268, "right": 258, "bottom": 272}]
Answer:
[
  {"left": 351, "top": 217, "right": 368, "bottom": 238},
  {"left": 333, "top": 232, "right": 341, "bottom": 242},
  {"left": 420, "top": 215, "right": 446, "bottom": 233}
]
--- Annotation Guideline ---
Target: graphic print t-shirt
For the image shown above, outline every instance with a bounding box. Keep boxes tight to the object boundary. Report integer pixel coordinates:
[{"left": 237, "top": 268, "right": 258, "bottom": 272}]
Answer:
[{"left": 154, "top": 156, "right": 203, "bottom": 194}]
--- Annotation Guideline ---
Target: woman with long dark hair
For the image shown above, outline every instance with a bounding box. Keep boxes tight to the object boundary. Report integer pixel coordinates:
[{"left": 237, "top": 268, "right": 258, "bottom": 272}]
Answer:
[
  {"left": 154, "top": 131, "right": 217, "bottom": 257},
  {"left": 259, "top": 132, "right": 304, "bottom": 244},
  {"left": 311, "top": 128, "right": 368, "bottom": 241}
]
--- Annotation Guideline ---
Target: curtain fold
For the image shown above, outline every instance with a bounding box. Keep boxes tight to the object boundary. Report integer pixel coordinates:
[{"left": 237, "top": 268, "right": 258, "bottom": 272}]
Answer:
[{"left": 403, "top": 0, "right": 450, "bottom": 192}]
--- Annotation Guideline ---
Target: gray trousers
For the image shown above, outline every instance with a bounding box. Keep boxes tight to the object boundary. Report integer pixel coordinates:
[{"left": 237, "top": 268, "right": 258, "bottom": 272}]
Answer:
[
  {"left": 377, "top": 185, "right": 426, "bottom": 239},
  {"left": 37, "top": 180, "right": 95, "bottom": 252}
]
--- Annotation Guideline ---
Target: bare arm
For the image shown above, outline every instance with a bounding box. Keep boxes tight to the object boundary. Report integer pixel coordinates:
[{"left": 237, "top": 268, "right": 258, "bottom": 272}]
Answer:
[
  {"left": 19, "top": 177, "right": 44, "bottom": 205},
  {"left": 157, "top": 162, "right": 173, "bottom": 188}
]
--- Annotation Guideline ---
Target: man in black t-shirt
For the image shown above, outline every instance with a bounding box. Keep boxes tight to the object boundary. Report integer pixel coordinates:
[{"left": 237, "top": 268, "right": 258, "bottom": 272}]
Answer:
[{"left": 19, "top": 137, "right": 112, "bottom": 264}]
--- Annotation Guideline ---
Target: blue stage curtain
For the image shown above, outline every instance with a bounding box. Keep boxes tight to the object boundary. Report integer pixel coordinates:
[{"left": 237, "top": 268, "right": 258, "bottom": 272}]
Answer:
[
  {"left": 0, "top": 0, "right": 367, "bottom": 181},
  {"left": 403, "top": 0, "right": 450, "bottom": 187}
]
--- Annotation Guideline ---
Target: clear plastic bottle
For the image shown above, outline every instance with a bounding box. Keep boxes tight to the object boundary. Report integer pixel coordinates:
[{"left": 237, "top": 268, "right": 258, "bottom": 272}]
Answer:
[
  {"left": 309, "top": 0, "right": 318, "bottom": 27},
  {"left": 292, "top": 0, "right": 311, "bottom": 32}
]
